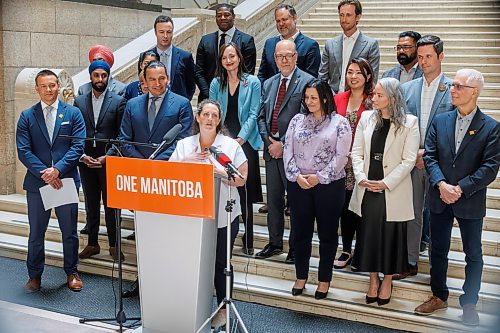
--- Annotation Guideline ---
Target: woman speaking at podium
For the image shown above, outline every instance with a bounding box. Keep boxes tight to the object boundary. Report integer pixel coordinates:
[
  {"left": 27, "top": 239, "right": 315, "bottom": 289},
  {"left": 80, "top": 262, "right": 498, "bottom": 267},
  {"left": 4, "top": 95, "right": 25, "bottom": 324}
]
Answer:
[{"left": 170, "top": 99, "right": 248, "bottom": 328}]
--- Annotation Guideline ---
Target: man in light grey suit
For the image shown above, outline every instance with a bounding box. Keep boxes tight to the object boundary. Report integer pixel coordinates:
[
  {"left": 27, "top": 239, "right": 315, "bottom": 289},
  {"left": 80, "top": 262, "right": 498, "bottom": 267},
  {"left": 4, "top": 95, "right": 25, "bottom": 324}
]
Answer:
[
  {"left": 318, "top": 0, "right": 379, "bottom": 93},
  {"left": 256, "top": 40, "right": 314, "bottom": 263},
  {"left": 395, "top": 35, "right": 454, "bottom": 280}
]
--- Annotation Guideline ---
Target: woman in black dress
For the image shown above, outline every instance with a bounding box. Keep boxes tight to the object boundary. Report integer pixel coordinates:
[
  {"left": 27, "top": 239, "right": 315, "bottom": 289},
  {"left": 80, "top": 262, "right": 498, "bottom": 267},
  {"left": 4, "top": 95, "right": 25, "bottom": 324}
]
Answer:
[
  {"left": 349, "top": 78, "right": 420, "bottom": 306},
  {"left": 209, "top": 42, "right": 263, "bottom": 255}
]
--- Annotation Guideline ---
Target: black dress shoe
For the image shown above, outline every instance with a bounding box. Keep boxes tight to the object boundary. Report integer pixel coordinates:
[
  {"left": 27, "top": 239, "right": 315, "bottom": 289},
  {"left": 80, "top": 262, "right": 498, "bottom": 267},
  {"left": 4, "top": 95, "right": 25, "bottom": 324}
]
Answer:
[
  {"left": 285, "top": 250, "right": 295, "bottom": 264},
  {"left": 125, "top": 232, "right": 136, "bottom": 241},
  {"left": 80, "top": 226, "right": 88, "bottom": 235},
  {"left": 291, "top": 279, "right": 307, "bottom": 296},
  {"left": 122, "top": 279, "right": 139, "bottom": 298},
  {"left": 314, "top": 283, "right": 330, "bottom": 300},
  {"left": 377, "top": 283, "right": 393, "bottom": 306},
  {"left": 242, "top": 247, "right": 254, "bottom": 255},
  {"left": 255, "top": 244, "right": 283, "bottom": 259}
]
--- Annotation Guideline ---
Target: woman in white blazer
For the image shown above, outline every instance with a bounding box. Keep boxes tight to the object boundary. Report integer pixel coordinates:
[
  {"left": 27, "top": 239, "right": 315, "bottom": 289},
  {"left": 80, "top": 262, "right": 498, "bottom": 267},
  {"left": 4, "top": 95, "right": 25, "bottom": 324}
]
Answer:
[{"left": 349, "top": 78, "right": 420, "bottom": 306}]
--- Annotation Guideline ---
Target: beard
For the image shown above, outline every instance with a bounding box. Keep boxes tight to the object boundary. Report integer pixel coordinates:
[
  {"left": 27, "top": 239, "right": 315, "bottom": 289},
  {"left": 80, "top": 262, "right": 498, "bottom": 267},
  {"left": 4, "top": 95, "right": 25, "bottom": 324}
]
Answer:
[
  {"left": 91, "top": 81, "right": 107, "bottom": 93},
  {"left": 397, "top": 52, "right": 417, "bottom": 66}
]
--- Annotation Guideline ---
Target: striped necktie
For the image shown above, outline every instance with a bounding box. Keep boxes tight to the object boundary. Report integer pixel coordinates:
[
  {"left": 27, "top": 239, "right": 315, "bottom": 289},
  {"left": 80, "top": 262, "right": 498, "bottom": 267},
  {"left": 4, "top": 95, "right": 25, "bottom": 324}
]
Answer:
[
  {"left": 270, "top": 78, "right": 288, "bottom": 134},
  {"left": 44, "top": 105, "right": 55, "bottom": 142}
]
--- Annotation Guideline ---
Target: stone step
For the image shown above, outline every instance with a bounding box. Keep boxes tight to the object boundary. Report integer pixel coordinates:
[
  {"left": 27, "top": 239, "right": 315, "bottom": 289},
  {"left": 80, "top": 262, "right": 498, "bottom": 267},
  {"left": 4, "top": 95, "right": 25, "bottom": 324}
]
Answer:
[
  {"left": 319, "top": 0, "right": 500, "bottom": 6},
  {"left": 311, "top": 37, "right": 500, "bottom": 48},
  {"left": 0, "top": 231, "right": 496, "bottom": 332},
  {"left": 483, "top": 109, "right": 500, "bottom": 122},
  {"left": 317, "top": 5, "right": 500, "bottom": 12},
  {"left": 308, "top": 12, "right": 500, "bottom": 21},
  {"left": 301, "top": 18, "right": 500, "bottom": 26},
  {"left": 231, "top": 252, "right": 500, "bottom": 314}
]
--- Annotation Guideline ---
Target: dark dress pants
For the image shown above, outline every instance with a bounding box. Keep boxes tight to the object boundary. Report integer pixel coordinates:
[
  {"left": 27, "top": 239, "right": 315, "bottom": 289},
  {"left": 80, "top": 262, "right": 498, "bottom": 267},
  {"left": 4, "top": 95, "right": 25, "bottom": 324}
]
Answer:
[
  {"left": 340, "top": 189, "right": 361, "bottom": 253},
  {"left": 214, "top": 217, "right": 240, "bottom": 306},
  {"left": 79, "top": 164, "right": 118, "bottom": 247},
  {"left": 430, "top": 205, "right": 483, "bottom": 305},
  {"left": 288, "top": 178, "right": 345, "bottom": 282},
  {"left": 27, "top": 190, "right": 79, "bottom": 278},
  {"left": 264, "top": 157, "right": 294, "bottom": 250}
]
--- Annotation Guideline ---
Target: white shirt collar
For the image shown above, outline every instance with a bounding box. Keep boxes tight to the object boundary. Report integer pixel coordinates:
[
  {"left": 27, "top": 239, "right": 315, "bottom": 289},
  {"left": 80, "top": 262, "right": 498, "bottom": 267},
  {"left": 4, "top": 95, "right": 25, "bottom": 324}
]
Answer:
[
  {"left": 400, "top": 62, "right": 418, "bottom": 74},
  {"left": 40, "top": 100, "right": 59, "bottom": 112},
  {"left": 343, "top": 29, "right": 360, "bottom": 41},
  {"left": 280, "top": 67, "right": 296, "bottom": 81},
  {"left": 157, "top": 45, "right": 172, "bottom": 56},
  {"left": 280, "top": 29, "right": 300, "bottom": 41},
  {"left": 423, "top": 73, "right": 443, "bottom": 88},
  {"left": 219, "top": 26, "right": 236, "bottom": 39}
]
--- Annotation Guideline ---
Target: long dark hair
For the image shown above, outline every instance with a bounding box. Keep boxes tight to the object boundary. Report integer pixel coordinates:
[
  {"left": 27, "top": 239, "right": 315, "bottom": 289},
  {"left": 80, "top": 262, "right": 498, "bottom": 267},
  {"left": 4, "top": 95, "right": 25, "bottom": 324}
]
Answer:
[
  {"left": 214, "top": 42, "right": 248, "bottom": 91},
  {"left": 137, "top": 50, "right": 159, "bottom": 75},
  {"left": 344, "top": 57, "right": 374, "bottom": 109},
  {"left": 301, "top": 79, "right": 336, "bottom": 119}
]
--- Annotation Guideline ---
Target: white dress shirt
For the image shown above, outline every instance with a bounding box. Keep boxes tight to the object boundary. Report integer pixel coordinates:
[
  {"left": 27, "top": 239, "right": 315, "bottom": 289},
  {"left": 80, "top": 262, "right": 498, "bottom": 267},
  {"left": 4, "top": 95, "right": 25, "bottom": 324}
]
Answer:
[
  {"left": 420, "top": 73, "right": 442, "bottom": 146},
  {"left": 339, "top": 29, "right": 360, "bottom": 93},
  {"left": 399, "top": 63, "right": 418, "bottom": 84},
  {"left": 91, "top": 91, "right": 105, "bottom": 126}
]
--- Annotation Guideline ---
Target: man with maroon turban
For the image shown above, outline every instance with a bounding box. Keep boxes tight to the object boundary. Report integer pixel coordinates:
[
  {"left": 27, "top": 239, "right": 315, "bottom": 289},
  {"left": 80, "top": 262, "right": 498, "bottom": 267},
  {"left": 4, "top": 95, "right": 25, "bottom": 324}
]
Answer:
[{"left": 77, "top": 45, "right": 127, "bottom": 97}]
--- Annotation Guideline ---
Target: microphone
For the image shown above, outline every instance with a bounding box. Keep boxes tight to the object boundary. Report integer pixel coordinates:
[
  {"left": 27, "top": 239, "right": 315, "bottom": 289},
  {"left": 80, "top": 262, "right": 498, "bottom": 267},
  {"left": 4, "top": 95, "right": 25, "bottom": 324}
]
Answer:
[
  {"left": 149, "top": 123, "right": 183, "bottom": 160},
  {"left": 209, "top": 146, "right": 244, "bottom": 179}
]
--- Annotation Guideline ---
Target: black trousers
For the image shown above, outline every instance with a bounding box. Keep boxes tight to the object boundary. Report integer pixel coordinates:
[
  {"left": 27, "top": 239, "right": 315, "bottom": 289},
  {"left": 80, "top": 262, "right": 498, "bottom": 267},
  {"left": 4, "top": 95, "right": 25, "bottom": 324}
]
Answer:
[
  {"left": 339, "top": 189, "right": 361, "bottom": 253},
  {"left": 214, "top": 217, "right": 240, "bottom": 306},
  {"left": 79, "top": 164, "right": 119, "bottom": 247},
  {"left": 288, "top": 178, "right": 345, "bottom": 282}
]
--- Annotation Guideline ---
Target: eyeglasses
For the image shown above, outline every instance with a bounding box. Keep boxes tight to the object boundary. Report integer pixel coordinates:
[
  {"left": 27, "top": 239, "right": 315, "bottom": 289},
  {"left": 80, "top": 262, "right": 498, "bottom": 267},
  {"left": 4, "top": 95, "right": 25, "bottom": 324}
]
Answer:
[
  {"left": 275, "top": 53, "right": 296, "bottom": 61},
  {"left": 394, "top": 45, "right": 416, "bottom": 51},
  {"left": 450, "top": 83, "right": 476, "bottom": 90}
]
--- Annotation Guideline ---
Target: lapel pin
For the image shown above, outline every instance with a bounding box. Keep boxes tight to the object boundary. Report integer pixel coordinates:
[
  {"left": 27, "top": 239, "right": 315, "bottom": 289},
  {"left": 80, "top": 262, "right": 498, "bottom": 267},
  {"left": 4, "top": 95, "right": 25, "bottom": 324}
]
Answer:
[
  {"left": 469, "top": 130, "right": 476, "bottom": 135},
  {"left": 438, "top": 84, "right": 446, "bottom": 92},
  {"left": 58, "top": 114, "right": 64, "bottom": 119},
  {"left": 294, "top": 79, "right": 298, "bottom": 84},
  {"left": 243, "top": 80, "right": 249, "bottom": 87}
]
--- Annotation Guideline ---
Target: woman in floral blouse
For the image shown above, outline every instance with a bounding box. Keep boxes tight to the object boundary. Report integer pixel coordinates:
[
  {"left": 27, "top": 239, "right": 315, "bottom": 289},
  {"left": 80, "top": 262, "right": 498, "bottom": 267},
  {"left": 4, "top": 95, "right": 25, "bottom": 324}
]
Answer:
[
  {"left": 333, "top": 57, "right": 375, "bottom": 270},
  {"left": 284, "top": 79, "right": 352, "bottom": 299}
]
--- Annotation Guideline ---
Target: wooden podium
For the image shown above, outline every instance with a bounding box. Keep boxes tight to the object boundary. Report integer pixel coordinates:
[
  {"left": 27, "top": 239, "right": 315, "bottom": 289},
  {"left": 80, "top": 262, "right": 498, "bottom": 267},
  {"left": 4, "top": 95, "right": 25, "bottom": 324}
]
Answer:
[{"left": 107, "top": 156, "right": 219, "bottom": 333}]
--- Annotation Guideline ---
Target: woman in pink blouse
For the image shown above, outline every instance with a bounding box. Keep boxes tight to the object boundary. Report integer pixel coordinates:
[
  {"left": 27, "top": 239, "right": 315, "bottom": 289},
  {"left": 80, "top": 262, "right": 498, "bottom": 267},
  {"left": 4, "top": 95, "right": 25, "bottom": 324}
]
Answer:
[{"left": 284, "top": 79, "right": 352, "bottom": 299}]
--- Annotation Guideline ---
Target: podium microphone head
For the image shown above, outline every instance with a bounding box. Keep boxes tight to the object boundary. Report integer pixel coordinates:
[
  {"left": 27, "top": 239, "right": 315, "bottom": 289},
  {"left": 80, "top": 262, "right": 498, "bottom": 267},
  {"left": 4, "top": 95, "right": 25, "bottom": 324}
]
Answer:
[
  {"left": 163, "top": 123, "right": 183, "bottom": 145},
  {"left": 209, "top": 146, "right": 232, "bottom": 166}
]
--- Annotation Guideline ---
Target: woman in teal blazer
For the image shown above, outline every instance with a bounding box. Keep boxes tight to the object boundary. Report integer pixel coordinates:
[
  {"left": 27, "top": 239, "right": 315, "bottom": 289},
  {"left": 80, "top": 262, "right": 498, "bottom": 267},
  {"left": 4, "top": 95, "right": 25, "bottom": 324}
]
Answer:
[{"left": 209, "top": 42, "right": 263, "bottom": 255}]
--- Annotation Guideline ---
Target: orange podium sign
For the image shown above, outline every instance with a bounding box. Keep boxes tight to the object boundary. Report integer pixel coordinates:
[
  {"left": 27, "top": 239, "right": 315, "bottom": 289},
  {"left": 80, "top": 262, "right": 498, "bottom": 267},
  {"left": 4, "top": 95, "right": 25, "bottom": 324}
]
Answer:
[{"left": 106, "top": 156, "right": 215, "bottom": 218}]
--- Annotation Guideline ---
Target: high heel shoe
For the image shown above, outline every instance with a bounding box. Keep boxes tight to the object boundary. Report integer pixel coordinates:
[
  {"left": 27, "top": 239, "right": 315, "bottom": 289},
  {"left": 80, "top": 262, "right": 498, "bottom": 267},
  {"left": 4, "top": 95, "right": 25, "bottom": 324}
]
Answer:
[
  {"left": 314, "top": 282, "right": 330, "bottom": 300},
  {"left": 377, "top": 283, "right": 393, "bottom": 306},
  {"left": 366, "top": 278, "right": 380, "bottom": 304},
  {"left": 291, "top": 279, "right": 307, "bottom": 296}
]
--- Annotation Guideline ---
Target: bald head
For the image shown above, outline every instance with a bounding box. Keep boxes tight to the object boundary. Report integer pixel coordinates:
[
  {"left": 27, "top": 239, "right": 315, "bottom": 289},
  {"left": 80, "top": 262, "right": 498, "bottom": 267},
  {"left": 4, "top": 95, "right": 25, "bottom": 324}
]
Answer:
[{"left": 274, "top": 40, "right": 298, "bottom": 77}]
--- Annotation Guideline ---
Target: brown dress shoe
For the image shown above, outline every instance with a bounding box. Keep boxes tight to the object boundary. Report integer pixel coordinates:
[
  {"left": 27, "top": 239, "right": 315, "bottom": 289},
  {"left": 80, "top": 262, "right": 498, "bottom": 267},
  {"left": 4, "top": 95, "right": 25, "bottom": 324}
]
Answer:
[
  {"left": 393, "top": 264, "right": 418, "bottom": 280},
  {"left": 462, "top": 304, "right": 480, "bottom": 326},
  {"left": 258, "top": 204, "right": 268, "bottom": 214},
  {"left": 67, "top": 273, "right": 83, "bottom": 291},
  {"left": 24, "top": 278, "right": 41, "bottom": 293},
  {"left": 109, "top": 247, "right": 125, "bottom": 261},
  {"left": 79, "top": 245, "right": 100, "bottom": 259},
  {"left": 414, "top": 295, "right": 448, "bottom": 315}
]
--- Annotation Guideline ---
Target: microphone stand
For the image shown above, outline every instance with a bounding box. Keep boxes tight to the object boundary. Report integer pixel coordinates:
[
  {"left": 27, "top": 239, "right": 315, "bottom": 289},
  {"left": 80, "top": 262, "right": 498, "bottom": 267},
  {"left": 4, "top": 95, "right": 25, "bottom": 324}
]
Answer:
[
  {"left": 197, "top": 167, "right": 249, "bottom": 333},
  {"left": 59, "top": 135, "right": 148, "bottom": 332}
]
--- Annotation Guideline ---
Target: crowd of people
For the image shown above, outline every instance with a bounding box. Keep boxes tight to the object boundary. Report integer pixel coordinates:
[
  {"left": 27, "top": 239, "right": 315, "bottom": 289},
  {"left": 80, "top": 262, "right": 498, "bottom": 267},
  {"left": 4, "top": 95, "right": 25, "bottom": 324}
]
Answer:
[{"left": 15, "top": 0, "right": 499, "bottom": 329}]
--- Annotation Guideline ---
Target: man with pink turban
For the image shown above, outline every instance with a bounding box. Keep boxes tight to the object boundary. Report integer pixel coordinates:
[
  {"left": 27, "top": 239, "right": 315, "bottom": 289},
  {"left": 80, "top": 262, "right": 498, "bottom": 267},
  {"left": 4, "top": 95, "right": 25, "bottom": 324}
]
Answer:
[{"left": 77, "top": 45, "right": 127, "bottom": 97}]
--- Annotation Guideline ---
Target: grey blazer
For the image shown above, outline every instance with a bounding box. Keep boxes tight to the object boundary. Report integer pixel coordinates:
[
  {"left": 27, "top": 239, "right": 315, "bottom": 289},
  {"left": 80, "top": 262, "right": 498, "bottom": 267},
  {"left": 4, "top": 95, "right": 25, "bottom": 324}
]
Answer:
[
  {"left": 257, "top": 67, "right": 314, "bottom": 161},
  {"left": 318, "top": 31, "right": 380, "bottom": 93}
]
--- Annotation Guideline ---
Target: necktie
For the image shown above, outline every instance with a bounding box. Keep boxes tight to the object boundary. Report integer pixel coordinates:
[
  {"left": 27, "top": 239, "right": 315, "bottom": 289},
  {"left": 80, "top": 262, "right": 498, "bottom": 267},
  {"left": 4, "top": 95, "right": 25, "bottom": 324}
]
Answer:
[
  {"left": 148, "top": 97, "right": 159, "bottom": 131},
  {"left": 165, "top": 51, "right": 171, "bottom": 79},
  {"left": 45, "top": 105, "right": 55, "bottom": 142},
  {"left": 160, "top": 52, "right": 167, "bottom": 66},
  {"left": 219, "top": 33, "right": 227, "bottom": 53},
  {"left": 270, "top": 78, "right": 288, "bottom": 134}
]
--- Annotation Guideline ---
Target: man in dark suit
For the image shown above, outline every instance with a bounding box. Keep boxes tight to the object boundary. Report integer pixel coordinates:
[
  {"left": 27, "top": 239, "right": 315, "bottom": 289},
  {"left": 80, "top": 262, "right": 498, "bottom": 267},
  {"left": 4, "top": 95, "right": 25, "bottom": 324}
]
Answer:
[
  {"left": 256, "top": 40, "right": 314, "bottom": 263},
  {"left": 74, "top": 60, "right": 127, "bottom": 261},
  {"left": 258, "top": 3, "right": 320, "bottom": 84},
  {"left": 148, "top": 15, "right": 196, "bottom": 101},
  {"left": 318, "top": 0, "right": 379, "bottom": 93},
  {"left": 416, "top": 69, "right": 499, "bottom": 326},
  {"left": 16, "top": 70, "right": 86, "bottom": 292},
  {"left": 119, "top": 60, "right": 193, "bottom": 297},
  {"left": 396, "top": 35, "right": 454, "bottom": 280},
  {"left": 195, "top": 3, "right": 256, "bottom": 102},
  {"left": 382, "top": 31, "right": 423, "bottom": 83},
  {"left": 78, "top": 45, "right": 127, "bottom": 97}
]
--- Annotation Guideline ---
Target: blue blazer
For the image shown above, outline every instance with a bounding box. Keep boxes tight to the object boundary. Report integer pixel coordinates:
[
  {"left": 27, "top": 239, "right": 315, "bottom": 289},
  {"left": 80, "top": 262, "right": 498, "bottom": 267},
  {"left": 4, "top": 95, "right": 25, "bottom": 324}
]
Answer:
[
  {"left": 209, "top": 74, "right": 263, "bottom": 150},
  {"left": 424, "top": 108, "right": 500, "bottom": 219},
  {"left": 257, "top": 32, "right": 321, "bottom": 84},
  {"left": 16, "top": 101, "right": 86, "bottom": 192},
  {"left": 118, "top": 90, "right": 193, "bottom": 160},
  {"left": 169, "top": 46, "right": 196, "bottom": 101},
  {"left": 124, "top": 80, "right": 143, "bottom": 100},
  {"left": 382, "top": 65, "right": 423, "bottom": 81},
  {"left": 402, "top": 75, "right": 454, "bottom": 144}
]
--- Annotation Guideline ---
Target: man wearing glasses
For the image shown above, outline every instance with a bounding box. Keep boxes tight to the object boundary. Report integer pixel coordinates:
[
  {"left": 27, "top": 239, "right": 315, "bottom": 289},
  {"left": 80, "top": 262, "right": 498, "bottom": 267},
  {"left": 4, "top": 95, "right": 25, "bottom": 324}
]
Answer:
[
  {"left": 318, "top": 0, "right": 379, "bottom": 93},
  {"left": 256, "top": 40, "right": 314, "bottom": 263},
  {"left": 382, "top": 31, "right": 423, "bottom": 84},
  {"left": 397, "top": 35, "right": 454, "bottom": 281},
  {"left": 416, "top": 69, "right": 499, "bottom": 327}
]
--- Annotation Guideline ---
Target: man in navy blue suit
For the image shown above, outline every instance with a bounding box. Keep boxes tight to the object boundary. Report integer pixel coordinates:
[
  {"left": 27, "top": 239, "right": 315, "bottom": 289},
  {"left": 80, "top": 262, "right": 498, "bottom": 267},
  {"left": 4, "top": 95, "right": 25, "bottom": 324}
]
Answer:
[
  {"left": 195, "top": 3, "right": 257, "bottom": 102},
  {"left": 149, "top": 15, "right": 196, "bottom": 101},
  {"left": 415, "top": 69, "right": 499, "bottom": 326},
  {"left": 16, "top": 70, "right": 86, "bottom": 293},
  {"left": 119, "top": 60, "right": 193, "bottom": 297},
  {"left": 258, "top": 4, "right": 320, "bottom": 84}
]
